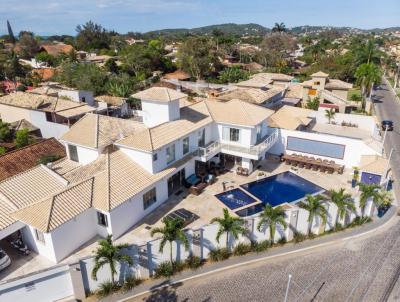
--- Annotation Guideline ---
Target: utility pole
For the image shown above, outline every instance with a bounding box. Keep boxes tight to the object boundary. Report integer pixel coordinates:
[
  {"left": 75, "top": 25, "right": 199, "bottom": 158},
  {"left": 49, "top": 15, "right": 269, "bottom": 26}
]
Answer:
[{"left": 284, "top": 274, "right": 292, "bottom": 302}]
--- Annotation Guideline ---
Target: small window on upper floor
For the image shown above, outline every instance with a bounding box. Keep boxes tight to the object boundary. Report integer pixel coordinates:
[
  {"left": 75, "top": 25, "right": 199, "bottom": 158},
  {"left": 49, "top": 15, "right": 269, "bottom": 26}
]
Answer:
[
  {"left": 68, "top": 144, "right": 79, "bottom": 162},
  {"left": 97, "top": 211, "right": 108, "bottom": 227},
  {"left": 153, "top": 152, "right": 158, "bottom": 161},
  {"left": 45, "top": 112, "right": 53, "bottom": 122},
  {"left": 81, "top": 97, "right": 86, "bottom": 103},
  {"left": 35, "top": 229, "right": 45, "bottom": 244},
  {"left": 183, "top": 137, "right": 190, "bottom": 155}
]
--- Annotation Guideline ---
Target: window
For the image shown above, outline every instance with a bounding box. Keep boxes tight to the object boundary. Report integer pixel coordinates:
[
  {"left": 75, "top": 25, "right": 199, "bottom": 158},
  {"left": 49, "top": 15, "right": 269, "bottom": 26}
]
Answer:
[
  {"left": 256, "top": 125, "right": 262, "bottom": 143},
  {"left": 45, "top": 112, "right": 53, "bottom": 122},
  {"left": 286, "top": 136, "right": 345, "bottom": 159},
  {"left": 81, "top": 97, "right": 86, "bottom": 103},
  {"left": 198, "top": 129, "right": 205, "bottom": 147},
  {"left": 153, "top": 152, "right": 158, "bottom": 161},
  {"left": 143, "top": 188, "right": 157, "bottom": 210},
  {"left": 97, "top": 212, "right": 108, "bottom": 227},
  {"left": 68, "top": 144, "right": 79, "bottom": 162},
  {"left": 183, "top": 137, "right": 189, "bottom": 155},
  {"left": 35, "top": 229, "right": 45, "bottom": 244},
  {"left": 222, "top": 127, "right": 240, "bottom": 142},
  {"left": 166, "top": 144, "right": 175, "bottom": 164},
  {"left": 314, "top": 81, "right": 320, "bottom": 85}
]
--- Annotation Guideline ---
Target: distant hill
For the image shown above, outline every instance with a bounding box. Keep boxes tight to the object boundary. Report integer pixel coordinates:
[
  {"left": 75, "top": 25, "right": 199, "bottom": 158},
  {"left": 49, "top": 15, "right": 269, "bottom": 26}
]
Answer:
[{"left": 145, "top": 23, "right": 270, "bottom": 36}]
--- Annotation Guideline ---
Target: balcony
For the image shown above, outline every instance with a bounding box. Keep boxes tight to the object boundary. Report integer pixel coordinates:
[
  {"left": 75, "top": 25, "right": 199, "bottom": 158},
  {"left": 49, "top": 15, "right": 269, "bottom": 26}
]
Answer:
[
  {"left": 221, "top": 129, "right": 279, "bottom": 160},
  {"left": 195, "top": 141, "right": 221, "bottom": 162}
]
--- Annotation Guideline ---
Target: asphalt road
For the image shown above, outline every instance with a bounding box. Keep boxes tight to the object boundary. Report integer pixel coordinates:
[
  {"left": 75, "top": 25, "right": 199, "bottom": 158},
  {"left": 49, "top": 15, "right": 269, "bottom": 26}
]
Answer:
[
  {"left": 373, "top": 79, "right": 400, "bottom": 185},
  {"left": 127, "top": 219, "right": 400, "bottom": 302}
]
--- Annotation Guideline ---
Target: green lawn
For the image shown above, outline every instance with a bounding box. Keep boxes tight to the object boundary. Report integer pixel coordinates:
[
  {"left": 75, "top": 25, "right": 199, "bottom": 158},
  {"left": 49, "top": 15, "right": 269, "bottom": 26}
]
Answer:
[{"left": 347, "top": 88, "right": 361, "bottom": 102}]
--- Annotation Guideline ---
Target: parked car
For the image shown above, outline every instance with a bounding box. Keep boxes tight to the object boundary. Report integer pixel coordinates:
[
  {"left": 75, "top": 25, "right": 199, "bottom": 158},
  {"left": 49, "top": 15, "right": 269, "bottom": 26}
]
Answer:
[
  {"left": 0, "top": 249, "right": 11, "bottom": 272},
  {"left": 381, "top": 120, "right": 394, "bottom": 131}
]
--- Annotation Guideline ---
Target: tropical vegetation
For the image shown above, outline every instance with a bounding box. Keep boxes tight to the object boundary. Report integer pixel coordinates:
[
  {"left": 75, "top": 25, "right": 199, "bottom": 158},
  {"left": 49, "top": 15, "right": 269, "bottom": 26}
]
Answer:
[
  {"left": 257, "top": 204, "right": 287, "bottom": 244},
  {"left": 329, "top": 188, "right": 355, "bottom": 227},
  {"left": 298, "top": 194, "right": 328, "bottom": 235}
]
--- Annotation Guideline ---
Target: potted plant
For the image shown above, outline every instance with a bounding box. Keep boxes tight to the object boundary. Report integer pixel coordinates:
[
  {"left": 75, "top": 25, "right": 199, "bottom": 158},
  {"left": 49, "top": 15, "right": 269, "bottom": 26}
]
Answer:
[{"left": 352, "top": 168, "right": 359, "bottom": 188}]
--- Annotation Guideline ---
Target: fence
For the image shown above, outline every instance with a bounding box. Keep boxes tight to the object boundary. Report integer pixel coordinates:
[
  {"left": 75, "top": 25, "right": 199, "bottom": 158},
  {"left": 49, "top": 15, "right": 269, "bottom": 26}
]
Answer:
[{"left": 0, "top": 196, "right": 375, "bottom": 301}]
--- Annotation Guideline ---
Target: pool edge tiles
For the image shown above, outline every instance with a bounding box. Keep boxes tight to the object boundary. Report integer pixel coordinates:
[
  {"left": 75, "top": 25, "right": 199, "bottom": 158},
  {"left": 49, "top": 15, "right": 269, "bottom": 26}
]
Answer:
[{"left": 215, "top": 188, "right": 259, "bottom": 210}]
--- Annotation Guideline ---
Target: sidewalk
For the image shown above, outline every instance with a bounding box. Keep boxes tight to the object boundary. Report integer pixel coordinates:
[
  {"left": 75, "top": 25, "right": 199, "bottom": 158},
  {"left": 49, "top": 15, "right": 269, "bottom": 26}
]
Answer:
[{"left": 98, "top": 206, "right": 398, "bottom": 302}]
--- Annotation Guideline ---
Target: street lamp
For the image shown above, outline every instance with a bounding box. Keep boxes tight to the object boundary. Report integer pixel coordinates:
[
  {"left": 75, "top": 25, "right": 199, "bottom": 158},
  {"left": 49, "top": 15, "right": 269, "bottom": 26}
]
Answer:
[{"left": 284, "top": 274, "right": 292, "bottom": 302}]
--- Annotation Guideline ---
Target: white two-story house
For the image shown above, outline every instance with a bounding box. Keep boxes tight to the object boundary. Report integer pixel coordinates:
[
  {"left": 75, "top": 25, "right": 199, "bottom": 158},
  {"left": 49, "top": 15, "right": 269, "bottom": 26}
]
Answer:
[{"left": 0, "top": 87, "right": 278, "bottom": 263}]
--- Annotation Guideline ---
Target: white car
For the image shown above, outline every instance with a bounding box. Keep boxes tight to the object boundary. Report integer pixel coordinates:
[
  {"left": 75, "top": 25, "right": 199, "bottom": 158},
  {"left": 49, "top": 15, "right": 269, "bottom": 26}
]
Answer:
[{"left": 0, "top": 249, "right": 11, "bottom": 271}]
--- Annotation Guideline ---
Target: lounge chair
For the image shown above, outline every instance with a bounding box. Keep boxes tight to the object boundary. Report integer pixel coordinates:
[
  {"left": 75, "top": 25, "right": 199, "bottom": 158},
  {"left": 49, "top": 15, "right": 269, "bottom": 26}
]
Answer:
[
  {"left": 185, "top": 174, "right": 201, "bottom": 188},
  {"left": 205, "top": 174, "right": 216, "bottom": 185},
  {"left": 189, "top": 182, "right": 207, "bottom": 196}
]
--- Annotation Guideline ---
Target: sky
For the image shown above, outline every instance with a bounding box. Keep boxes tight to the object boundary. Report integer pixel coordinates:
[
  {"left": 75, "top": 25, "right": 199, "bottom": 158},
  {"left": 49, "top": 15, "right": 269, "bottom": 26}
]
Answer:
[{"left": 1, "top": 0, "right": 399, "bottom": 36}]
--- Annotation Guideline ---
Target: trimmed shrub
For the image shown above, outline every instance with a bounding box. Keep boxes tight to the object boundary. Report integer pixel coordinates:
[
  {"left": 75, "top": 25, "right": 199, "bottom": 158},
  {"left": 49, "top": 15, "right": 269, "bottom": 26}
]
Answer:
[
  {"left": 209, "top": 248, "right": 230, "bottom": 262},
  {"left": 293, "top": 231, "right": 307, "bottom": 243},
  {"left": 334, "top": 223, "right": 344, "bottom": 231},
  {"left": 276, "top": 237, "right": 287, "bottom": 245},
  {"left": 172, "top": 260, "right": 186, "bottom": 273},
  {"left": 96, "top": 281, "right": 120, "bottom": 298},
  {"left": 121, "top": 275, "right": 142, "bottom": 292},
  {"left": 154, "top": 261, "right": 174, "bottom": 278},
  {"left": 185, "top": 256, "right": 203, "bottom": 270},
  {"left": 251, "top": 240, "right": 270, "bottom": 253},
  {"left": 233, "top": 243, "right": 252, "bottom": 256},
  {"left": 349, "top": 216, "right": 372, "bottom": 227}
]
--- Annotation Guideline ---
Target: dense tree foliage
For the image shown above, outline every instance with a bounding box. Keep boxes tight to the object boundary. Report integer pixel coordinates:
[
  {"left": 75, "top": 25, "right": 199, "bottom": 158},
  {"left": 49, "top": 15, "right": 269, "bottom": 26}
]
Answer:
[
  {"left": 18, "top": 32, "right": 40, "bottom": 59},
  {"left": 75, "top": 21, "right": 111, "bottom": 51}
]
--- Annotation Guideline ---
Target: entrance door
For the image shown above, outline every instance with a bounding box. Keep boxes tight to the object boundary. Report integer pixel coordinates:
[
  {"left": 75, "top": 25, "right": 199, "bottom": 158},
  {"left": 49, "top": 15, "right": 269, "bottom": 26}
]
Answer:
[{"left": 168, "top": 169, "right": 186, "bottom": 197}]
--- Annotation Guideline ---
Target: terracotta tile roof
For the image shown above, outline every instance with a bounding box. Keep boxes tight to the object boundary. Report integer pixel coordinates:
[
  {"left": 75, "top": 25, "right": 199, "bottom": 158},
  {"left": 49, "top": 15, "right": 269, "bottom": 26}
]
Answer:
[
  {"left": 360, "top": 155, "right": 389, "bottom": 175},
  {"left": 284, "top": 83, "right": 303, "bottom": 99},
  {"left": 116, "top": 101, "right": 212, "bottom": 151},
  {"left": 311, "top": 71, "right": 329, "bottom": 77},
  {"left": 9, "top": 119, "right": 39, "bottom": 132},
  {"left": 95, "top": 95, "right": 125, "bottom": 107},
  {"left": 252, "top": 72, "right": 294, "bottom": 82},
  {"left": 163, "top": 70, "right": 190, "bottom": 80},
  {"left": 325, "top": 79, "right": 353, "bottom": 90},
  {"left": 40, "top": 43, "right": 74, "bottom": 56},
  {"left": 32, "top": 68, "right": 56, "bottom": 81},
  {"left": 0, "top": 138, "right": 66, "bottom": 181},
  {"left": 132, "top": 87, "right": 187, "bottom": 103},
  {"left": 268, "top": 105, "right": 313, "bottom": 130},
  {"left": 205, "top": 99, "right": 274, "bottom": 127},
  {"left": 217, "top": 87, "right": 284, "bottom": 104},
  {"left": 235, "top": 77, "right": 272, "bottom": 89},
  {"left": 0, "top": 92, "right": 96, "bottom": 115},
  {"left": 60, "top": 114, "right": 146, "bottom": 149}
]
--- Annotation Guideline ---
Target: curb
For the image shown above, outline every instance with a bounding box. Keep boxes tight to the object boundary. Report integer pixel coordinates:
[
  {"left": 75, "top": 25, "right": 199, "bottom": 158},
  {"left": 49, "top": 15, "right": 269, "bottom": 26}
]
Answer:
[{"left": 117, "top": 209, "right": 398, "bottom": 302}]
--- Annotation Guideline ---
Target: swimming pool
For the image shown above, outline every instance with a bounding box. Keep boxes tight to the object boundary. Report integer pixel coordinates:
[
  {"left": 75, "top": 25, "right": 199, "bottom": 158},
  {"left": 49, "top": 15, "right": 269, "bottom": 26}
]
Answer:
[
  {"left": 215, "top": 188, "right": 258, "bottom": 210},
  {"left": 241, "top": 171, "right": 324, "bottom": 207}
]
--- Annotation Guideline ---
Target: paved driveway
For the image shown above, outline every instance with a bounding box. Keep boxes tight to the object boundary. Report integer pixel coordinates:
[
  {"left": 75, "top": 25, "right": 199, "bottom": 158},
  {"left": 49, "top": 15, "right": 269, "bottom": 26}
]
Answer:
[{"left": 127, "top": 219, "right": 400, "bottom": 302}]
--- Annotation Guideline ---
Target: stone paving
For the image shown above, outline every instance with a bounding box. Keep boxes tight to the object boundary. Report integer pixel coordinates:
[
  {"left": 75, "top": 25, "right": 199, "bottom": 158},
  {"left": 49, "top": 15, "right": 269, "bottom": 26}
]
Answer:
[{"left": 125, "top": 216, "right": 400, "bottom": 302}]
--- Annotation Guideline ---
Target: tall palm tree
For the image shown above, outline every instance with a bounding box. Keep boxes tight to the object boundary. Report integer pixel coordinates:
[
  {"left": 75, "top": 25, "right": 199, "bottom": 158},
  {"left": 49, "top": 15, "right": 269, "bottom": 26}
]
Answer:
[
  {"left": 298, "top": 194, "right": 328, "bottom": 235},
  {"left": 151, "top": 217, "right": 189, "bottom": 266},
  {"left": 272, "top": 22, "right": 286, "bottom": 34},
  {"left": 358, "top": 183, "right": 383, "bottom": 217},
  {"left": 211, "top": 208, "right": 247, "bottom": 250},
  {"left": 91, "top": 235, "right": 133, "bottom": 285},
  {"left": 325, "top": 108, "right": 336, "bottom": 124},
  {"left": 329, "top": 188, "right": 355, "bottom": 226},
  {"left": 257, "top": 204, "right": 287, "bottom": 244},
  {"left": 355, "top": 63, "right": 382, "bottom": 109}
]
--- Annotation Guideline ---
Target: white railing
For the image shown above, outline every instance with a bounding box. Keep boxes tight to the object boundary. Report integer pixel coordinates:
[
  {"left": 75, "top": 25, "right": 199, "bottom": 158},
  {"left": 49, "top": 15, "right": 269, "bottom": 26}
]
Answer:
[
  {"left": 221, "top": 129, "right": 279, "bottom": 157},
  {"left": 197, "top": 141, "right": 221, "bottom": 158}
]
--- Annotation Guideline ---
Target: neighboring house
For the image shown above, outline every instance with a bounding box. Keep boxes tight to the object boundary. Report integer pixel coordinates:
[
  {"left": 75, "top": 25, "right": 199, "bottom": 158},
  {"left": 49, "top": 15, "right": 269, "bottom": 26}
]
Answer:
[
  {"left": 251, "top": 73, "right": 294, "bottom": 86},
  {"left": 217, "top": 87, "right": 286, "bottom": 109},
  {"left": 268, "top": 106, "right": 314, "bottom": 131},
  {"left": 32, "top": 68, "right": 56, "bottom": 81},
  {"left": 0, "top": 138, "right": 65, "bottom": 182},
  {"left": 39, "top": 43, "right": 74, "bottom": 56},
  {"left": 0, "top": 92, "right": 96, "bottom": 138},
  {"left": 301, "top": 71, "right": 356, "bottom": 113},
  {"left": 163, "top": 70, "right": 191, "bottom": 81},
  {"left": 95, "top": 95, "right": 130, "bottom": 117},
  {"left": 10, "top": 119, "right": 41, "bottom": 137},
  {"left": 0, "top": 87, "right": 381, "bottom": 263}
]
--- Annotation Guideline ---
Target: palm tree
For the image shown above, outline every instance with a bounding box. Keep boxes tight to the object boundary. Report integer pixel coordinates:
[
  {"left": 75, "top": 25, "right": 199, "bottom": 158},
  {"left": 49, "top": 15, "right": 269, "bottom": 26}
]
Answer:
[
  {"left": 358, "top": 183, "right": 383, "bottom": 217},
  {"left": 257, "top": 204, "right": 287, "bottom": 244},
  {"left": 355, "top": 63, "right": 382, "bottom": 109},
  {"left": 211, "top": 208, "right": 247, "bottom": 250},
  {"left": 298, "top": 194, "right": 328, "bottom": 235},
  {"left": 91, "top": 235, "right": 133, "bottom": 285},
  {"left": 325, "top": 108, "right": 336, "bottom": 124},
  {"left": 272, "top": 22, "right": 286, "bottom": 34},
  {"left": 329, "top": 188, "right": 355, "bottom": 226},
  {"left": 151, "top": 217, "right": 189, "bottom": 266}
]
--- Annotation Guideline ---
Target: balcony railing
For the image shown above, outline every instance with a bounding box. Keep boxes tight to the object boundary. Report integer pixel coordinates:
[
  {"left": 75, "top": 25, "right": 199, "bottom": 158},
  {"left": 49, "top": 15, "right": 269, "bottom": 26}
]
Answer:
[
  {"left": 196, "top": 141, "right": 221, "bottom": 160},
  {"left": 221, "top": 129, "right": 279, "bottom": 157}
]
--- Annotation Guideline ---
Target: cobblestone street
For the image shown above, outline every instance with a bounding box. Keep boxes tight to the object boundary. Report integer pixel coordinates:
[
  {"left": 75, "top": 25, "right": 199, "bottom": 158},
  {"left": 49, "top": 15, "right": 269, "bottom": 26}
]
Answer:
[{"left": 128, "top": 220, "right": 400, "bottom": 302}]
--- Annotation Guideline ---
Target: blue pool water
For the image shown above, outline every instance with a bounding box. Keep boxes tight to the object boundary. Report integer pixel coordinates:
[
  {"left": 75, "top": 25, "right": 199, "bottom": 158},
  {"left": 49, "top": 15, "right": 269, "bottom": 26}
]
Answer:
[
  {"left": 241, "top": 171, "right": 324, "bottom": 207},
  {"left": 215, "top": 188, "right": 258, "bottom": 210}
]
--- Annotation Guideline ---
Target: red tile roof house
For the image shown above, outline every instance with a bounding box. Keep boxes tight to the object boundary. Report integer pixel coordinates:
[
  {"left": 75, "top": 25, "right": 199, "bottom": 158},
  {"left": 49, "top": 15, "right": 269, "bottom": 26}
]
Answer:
[{"left": 0, "top": 138, "right": 65, "bottom": 182}]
